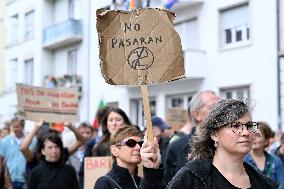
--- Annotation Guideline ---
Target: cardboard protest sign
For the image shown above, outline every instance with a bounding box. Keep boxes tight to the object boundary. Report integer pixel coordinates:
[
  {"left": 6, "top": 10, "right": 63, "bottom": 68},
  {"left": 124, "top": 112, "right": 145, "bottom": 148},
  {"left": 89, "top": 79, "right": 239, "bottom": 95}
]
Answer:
[
  {"left": 84, "top": 157, "right": 143, "bottom": 189},
  {"left": 16, "top": 84, "right": 79, "bottom": 123},
  {"left": 84, "top": 157, "right": 113, "bottom": 189},
  {"left": 97, "top": 8, "right": 185, "bottom": 85},
  {"left": 166, "top": 108, "right": 187, "bottom": 131}
]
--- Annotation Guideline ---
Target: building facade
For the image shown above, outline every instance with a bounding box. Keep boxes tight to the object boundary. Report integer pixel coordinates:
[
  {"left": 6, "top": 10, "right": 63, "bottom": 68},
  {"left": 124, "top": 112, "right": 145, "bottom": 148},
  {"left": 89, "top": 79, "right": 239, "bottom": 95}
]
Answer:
[
  {"left": 0, "top": 0, "right": 90, "bottom": 127},
  {"left": 0, "top": 0, "right": 282, "bottom": 131},
  {"left": 91, "top": 0, "right": 279, "bottom": 130},
  {"left": 0, "top": 0, "right": 5, "bottom": 98},
  {"left": 1, "top": 0, "right": 38, "bottom": 125},
  {"left": 279, "top": 0, "right": 284, "bottom": 129}
]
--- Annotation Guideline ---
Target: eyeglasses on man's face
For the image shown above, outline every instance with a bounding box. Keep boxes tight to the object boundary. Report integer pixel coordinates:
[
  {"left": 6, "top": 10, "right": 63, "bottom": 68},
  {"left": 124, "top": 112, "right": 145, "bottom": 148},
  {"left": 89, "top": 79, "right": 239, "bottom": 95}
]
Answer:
[
  {"left": 230, "top": 121, "right": 258, "bottom": 134},
  {"left": 115, "top": 139, "right": 143, "bottom": 148}
]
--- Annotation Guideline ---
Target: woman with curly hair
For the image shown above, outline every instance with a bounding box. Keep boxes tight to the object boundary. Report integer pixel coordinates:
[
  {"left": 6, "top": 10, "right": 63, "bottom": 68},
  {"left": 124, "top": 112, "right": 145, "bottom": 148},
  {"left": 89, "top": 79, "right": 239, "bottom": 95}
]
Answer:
[{"left": 166, "top": 99, "right": 278, "bottom": 189}]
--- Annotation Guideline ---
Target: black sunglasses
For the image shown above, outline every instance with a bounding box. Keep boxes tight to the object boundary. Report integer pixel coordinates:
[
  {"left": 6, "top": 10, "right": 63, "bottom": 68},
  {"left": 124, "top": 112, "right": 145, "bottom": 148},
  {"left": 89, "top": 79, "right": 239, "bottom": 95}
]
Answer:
[{"left": 115, "top": 139, "right": 143, "bottom": 148}]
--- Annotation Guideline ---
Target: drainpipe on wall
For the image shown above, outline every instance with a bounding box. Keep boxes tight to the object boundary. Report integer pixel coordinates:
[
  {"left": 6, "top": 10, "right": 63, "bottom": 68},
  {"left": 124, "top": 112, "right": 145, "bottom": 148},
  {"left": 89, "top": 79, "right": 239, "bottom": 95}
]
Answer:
[
  {"left": 277, "top": 0, "right": 282, "bottom": 130},
  {"left": 86, "top": 0, "right": 91, "bottom": 121}
]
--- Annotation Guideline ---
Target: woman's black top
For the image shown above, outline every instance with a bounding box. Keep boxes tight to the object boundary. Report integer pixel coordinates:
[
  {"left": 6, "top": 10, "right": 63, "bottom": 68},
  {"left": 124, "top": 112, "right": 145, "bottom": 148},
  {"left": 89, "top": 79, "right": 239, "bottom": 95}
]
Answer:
[
  {"left": 28, "top": 159, "right": 79, "bottom": 189},
  {"left": 211, "top": 165, "right": 254, "bottom": 189}
]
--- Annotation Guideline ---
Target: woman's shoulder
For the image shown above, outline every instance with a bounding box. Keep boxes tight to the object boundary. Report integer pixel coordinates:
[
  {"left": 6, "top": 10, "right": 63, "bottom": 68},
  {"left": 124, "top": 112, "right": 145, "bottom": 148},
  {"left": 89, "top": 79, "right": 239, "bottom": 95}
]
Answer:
[
  {"left": 94, "top": 176, "right": 114, "bottom": 189},
  {"left": 166, "top": 159, "right": 211, "bottom": 189},
  {"left": 62, "top": 163, "right": 77, "bottom": 172},
  {"left": 266, "top": 152, "right": 283, "bottom": 165},
  {"left": 30, "top": 163, "right": 44, "bottom": 176},
  {"left": 244, "top": 162, "right": 278, "bottom": 189}
]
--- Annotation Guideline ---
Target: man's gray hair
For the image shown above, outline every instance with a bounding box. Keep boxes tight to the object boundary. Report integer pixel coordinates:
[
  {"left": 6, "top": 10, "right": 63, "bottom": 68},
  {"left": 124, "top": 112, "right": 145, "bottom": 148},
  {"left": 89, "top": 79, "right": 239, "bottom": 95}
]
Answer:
[{"left": 189, "top": 90, "right": 217, "bottom": 126}]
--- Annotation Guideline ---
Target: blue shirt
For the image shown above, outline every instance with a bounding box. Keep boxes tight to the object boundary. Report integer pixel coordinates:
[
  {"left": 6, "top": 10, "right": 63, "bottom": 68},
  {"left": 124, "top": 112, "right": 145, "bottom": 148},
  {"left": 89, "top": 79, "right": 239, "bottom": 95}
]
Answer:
[
  {"left": 0, "top": 135, "right": 35, "bottom": 182},
  {"left": 244, "top": 152, "right": 284, "bottom": 189}
]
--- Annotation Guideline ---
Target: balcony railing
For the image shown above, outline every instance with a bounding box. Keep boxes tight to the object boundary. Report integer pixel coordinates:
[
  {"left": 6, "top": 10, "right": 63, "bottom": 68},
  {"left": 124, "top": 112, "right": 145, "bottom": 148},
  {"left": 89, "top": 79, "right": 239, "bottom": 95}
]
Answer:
[
  {"left": 43, "top": 19, "right": 82, "bottom": 50},
  {"left": 184, "top": 49, "right": 207, "bottom": 78},
  {"left": 145, "top": 0, "right": 203, "bottom": 9}
]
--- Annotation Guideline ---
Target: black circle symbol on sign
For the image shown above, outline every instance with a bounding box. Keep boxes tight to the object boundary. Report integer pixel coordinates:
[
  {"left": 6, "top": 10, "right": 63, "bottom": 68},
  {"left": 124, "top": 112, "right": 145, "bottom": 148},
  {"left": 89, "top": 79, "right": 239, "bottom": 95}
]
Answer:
[{"left": 127, "top": 47, "right": 154, "bottom": 70}]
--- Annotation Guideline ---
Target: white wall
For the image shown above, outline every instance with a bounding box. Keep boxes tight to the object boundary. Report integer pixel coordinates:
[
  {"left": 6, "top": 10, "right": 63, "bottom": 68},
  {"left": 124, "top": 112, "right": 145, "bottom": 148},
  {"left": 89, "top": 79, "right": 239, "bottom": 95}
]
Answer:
[{"left": 90, "top": 0, "right": 279, "bottom": 130}]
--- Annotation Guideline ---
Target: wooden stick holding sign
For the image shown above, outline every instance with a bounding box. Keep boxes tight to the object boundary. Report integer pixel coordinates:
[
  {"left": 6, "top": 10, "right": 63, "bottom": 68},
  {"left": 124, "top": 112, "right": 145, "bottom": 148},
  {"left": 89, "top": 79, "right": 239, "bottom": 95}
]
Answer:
[
  {"left": 141, "top": 84, "right": 154, "bottom": 141},
  {"left": 96, "top": 8, "right": 185, "bottom": 141}
]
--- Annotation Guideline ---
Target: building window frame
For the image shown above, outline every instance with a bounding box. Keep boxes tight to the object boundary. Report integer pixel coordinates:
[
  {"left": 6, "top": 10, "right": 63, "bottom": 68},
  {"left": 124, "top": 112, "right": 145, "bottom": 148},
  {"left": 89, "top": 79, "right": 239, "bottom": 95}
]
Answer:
[
  {"left": 24, "top": 58, "right": 34, "bottom": 85},
  {"left": 220, "top": 3, "right": 251, "bottom": 49},
  {"left": 166, "top": 93, "right": 193, "bottom": 109},
  {"left": 7, "top": 14, "right": 19, "bottom": 44},
  {"left": 24, "top": 10, "right": 35, "bottom": 39},
  {"left": 220, "top": 86, "right": 250, "bottom": 99},
  {"left": 6, "top": 58, "right": 18, "bottom": 90},
  {"left": 174, "top": 18, "right": 199, "bottom": 51},
  {"left": 69, "top": 0, "right": 80, "bottom": 19},
  {"left": 68, "top": 49, "right": 78, "bottom": 75},
  {"left": 130, "top": 97, "right": 156, "bottom": 128}
]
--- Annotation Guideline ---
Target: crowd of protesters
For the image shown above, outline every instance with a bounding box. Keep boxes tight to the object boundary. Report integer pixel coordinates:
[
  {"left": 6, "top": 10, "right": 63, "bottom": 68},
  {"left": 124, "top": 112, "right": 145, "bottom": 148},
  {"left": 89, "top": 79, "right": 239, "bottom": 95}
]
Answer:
[{"left": 1, "top": 90, "right": 284, "bottom": 189}]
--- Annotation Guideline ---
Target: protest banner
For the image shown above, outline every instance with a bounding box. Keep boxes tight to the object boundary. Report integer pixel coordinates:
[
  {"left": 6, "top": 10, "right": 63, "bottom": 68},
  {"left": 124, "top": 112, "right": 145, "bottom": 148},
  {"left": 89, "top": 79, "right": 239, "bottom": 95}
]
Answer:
[
  {"left": 84, "top": 156, "right": 143, "bottom": 189},
  {"left": 84, "top": 157, "right": 112, "bottom": 189},
  {"left": 97, "top": 8, "right": 185, "bottom": 141},
  {"left": 166, "top": 108, "right": 187, "bottom": 131},
  {"left": 16, "top": 83, "right": 79, "bottom": 123}
]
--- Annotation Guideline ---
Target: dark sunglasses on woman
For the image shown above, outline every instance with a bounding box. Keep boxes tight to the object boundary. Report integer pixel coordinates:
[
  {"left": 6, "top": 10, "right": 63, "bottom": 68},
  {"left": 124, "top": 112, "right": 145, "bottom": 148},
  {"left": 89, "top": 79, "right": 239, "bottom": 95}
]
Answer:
[{"left": 115, "top": 139, "right": 144, "bottom": 148}]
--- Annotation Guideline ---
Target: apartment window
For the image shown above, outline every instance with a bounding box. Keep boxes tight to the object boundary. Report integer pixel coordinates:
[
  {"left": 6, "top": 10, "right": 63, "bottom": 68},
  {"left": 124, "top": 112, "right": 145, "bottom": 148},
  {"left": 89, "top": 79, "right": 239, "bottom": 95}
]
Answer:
[
  {"left": 24, "top": 59, "right": 34, "bottom": 85},
  {"left": 6, "top": 59, "right": 18, "bottom": 89},
  {"left": 220, "top": 4, "right": 250, "bottom": 49},
  {"left": 7, "top": 14, "right": 19, "bottom": 43},
  {"left": 106, "top": 102, "right": 119, "bottom": 108},
  {"left": 175, "top": 19, "right": 199, "bottom": 51},
  {"left": 220, "top": 86, "right": 250, "bottom": 99},
  {"left": 24, "top": 10, "right": 35, "bottom": 39},
  {"left": 68, "top": 49, "right": 78, "bottom": 75},
  {"left": 69, "top": 0, "right": 80, "bottom": 19},
  {"left": 130, "top": 98, "right": 156, "bottom": 128},
  {"left": 166, "top": 93, "right": 193, "bottom": 109}
]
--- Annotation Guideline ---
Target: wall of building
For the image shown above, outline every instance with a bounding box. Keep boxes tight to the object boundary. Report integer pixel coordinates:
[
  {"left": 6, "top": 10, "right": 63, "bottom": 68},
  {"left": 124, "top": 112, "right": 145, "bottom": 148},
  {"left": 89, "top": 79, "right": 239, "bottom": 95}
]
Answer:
[
  {"left": 90, "top": 0, "right": 279, "bottom": 129},
  {"left": 0, "top": 0, "right": 5, "bottom": 96},
  {"left": 201, "top": 0, "right": 278, "bottom": 127},
  {"left": 281, "top": 0, "right": 284, "bottom": 54}
]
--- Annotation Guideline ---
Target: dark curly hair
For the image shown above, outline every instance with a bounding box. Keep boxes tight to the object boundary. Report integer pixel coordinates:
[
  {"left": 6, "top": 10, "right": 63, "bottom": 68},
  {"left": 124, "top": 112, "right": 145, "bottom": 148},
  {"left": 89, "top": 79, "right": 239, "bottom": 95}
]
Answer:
[{"left": 189, "top": 99, "right": 251, "bottom": 160}]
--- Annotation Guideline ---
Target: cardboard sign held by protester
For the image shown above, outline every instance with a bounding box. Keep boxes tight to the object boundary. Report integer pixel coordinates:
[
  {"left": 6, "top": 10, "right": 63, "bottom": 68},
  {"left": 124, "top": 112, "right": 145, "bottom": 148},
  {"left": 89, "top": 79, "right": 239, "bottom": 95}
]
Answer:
[
  {"left": 97, "top": 8, "right": 185, "bottom": 141},
  {"left": 166, "top": 108, "right": 187, "bottom": 131},
  {"left": 84, "top": 157, "right": 143, "bottom": 189},
  {"left": 97, "top": 8, "right": 185, "bottom": 85},
  {"left": 16, "top": 84, "right": 79, "bottom": 123},
  {"left": 84, "top": 157, "right": 113, "bottom": 189}
]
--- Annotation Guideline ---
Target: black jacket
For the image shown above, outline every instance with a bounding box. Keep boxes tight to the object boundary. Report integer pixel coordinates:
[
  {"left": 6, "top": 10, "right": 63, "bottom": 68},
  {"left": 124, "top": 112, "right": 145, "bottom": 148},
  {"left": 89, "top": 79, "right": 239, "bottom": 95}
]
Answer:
[
  {"left": 166, "top": 159, "right": 278, "bottom": 189},
  {"left": 163, "top": 132, "right": 193, "bottom": 185},
  {"left": 94, "top": 163, "right": 164, "bottom": 189},
  {"left": 28, "top": 159, "right": 79, "bottom": 189}
]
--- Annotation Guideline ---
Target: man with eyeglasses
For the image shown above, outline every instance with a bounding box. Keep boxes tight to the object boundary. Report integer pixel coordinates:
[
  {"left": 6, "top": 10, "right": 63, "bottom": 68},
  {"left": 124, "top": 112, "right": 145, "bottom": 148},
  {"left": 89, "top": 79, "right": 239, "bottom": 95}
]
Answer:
[{"left": 94, "top": 124, "right": 163, "bottom": 189}]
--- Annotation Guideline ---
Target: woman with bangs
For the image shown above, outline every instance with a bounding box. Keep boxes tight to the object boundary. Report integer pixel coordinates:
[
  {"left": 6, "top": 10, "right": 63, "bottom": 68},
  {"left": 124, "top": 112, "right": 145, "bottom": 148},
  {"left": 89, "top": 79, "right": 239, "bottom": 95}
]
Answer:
[
  {"left": 94, "top": 125, "right": 163, "bottom": 189},
  {"left": 28, "top": 132, "right": 79, "bottom": 189},
  {"left": 167, "top": 99, "right": 277, "bottom": 189},
  {"left": 244, "top": 122, "right": 284, "bottom": 189}
]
